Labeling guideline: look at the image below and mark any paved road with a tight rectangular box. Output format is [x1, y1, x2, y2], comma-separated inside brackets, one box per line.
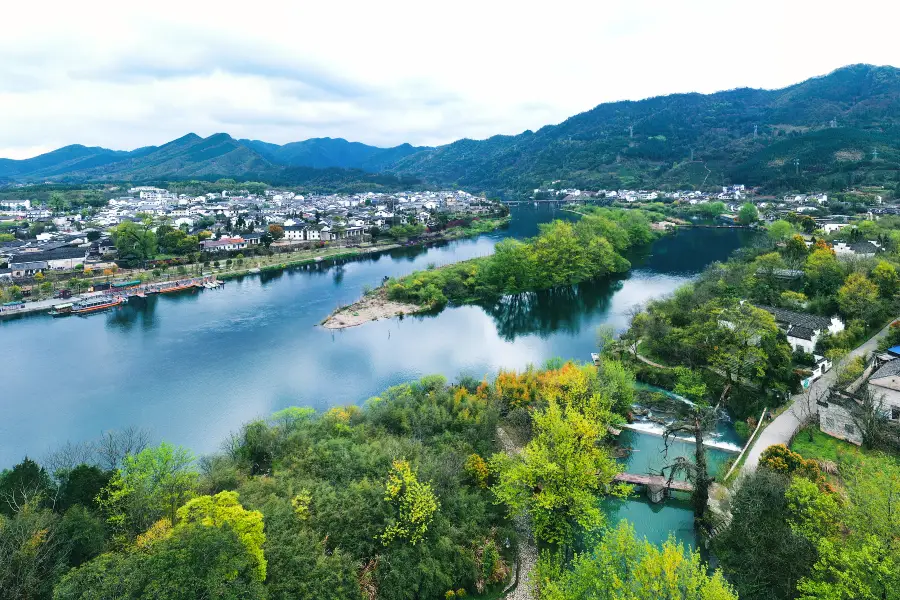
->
[743, 319, 895, 472]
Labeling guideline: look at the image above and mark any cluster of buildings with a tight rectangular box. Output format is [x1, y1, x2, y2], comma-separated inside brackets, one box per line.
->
[0, 187, 500, 280]
[532, 185, 749, 203]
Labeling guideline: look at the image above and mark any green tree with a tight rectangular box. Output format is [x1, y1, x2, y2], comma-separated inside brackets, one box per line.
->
[805, 248, 844, 297]
[837, 272, 879, 321]
[54, 521, 266, 600]
[673, 366, 707, 403]
[870, 260, 899, 298]
[176, 491, 266, 581]
[0, 507, 67, 600]
[380, 459, 439, 546]
[715, 470, 817, 600]
[491, 400, 624, 547]
[768, 219, 794, 242]
[737, 202, 759, 225]
[97, 443, 197, 539]
[539, 521, 736, 600]
[0, 457, 53, 516]
[112, 220, 157, 267]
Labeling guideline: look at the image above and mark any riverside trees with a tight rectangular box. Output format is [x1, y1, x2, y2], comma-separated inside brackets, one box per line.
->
[1, 358, 733, 600]
[385, 209, 654, 309]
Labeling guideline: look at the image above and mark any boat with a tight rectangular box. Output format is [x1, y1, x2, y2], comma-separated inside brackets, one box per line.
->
[72, 296, 124, 315]
[49, 302, 74, 317]
[249, 267, 261, 274]
[158, 281, 196, 294]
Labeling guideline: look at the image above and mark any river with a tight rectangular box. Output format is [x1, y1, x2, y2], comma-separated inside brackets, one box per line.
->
[0, 206, 752, 544]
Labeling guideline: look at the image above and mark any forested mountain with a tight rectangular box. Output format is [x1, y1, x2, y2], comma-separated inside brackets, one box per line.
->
[2, 64, 898, 195]
[239, 137, 424, 171]
[389, 64, 900, 196]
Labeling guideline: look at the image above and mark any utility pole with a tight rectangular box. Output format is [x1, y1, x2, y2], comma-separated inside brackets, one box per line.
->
[753, 124, 758, 138]
[690, 148, 694, 162]
[629, 124, 634, 138]
[830, 117, 837, 128]
[794, 158, 800, 175]
[873, 148, 879, 160]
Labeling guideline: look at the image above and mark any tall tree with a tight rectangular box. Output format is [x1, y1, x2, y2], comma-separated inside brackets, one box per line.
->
[491, 400, 625, 548]
[539, 521, 737, 600]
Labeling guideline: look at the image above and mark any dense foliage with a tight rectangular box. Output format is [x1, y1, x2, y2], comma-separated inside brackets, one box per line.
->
[716, 430, 900, 600]
[627, 215, 900, 418]
[0, 357, 727, 599]
[386, 208, 655, 309]
[537, 521, 736, 600]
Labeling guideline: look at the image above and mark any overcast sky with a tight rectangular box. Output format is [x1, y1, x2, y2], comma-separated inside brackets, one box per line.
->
[2, 0, 897, 159]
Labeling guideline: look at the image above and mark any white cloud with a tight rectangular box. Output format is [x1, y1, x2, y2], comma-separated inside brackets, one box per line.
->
[1, 0, 898, 158]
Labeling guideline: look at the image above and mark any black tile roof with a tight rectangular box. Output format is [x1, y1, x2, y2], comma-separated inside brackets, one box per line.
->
[10, 247, 86, 262]
[870, 359, 900, 380]
[755, 304, 833, 332]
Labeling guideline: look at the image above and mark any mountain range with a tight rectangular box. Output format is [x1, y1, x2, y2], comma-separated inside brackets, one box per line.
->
[2, 64, 899, 196]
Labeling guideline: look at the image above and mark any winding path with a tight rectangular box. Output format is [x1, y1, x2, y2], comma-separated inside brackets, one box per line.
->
[497, 427, 536, 600]
[742, 318, 895, 472]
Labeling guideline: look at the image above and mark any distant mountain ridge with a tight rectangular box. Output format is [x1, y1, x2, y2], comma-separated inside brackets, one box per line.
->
[0, 135, 426, 184]
[2, 64, 899, 195]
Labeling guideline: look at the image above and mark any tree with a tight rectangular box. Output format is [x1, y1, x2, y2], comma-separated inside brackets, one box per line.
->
[491, 400, 625, 547]
[380, 459, 439, 546]
[737, 203, 759, 225]
[783, 234, 809, 269]
[871, 260, 899, 298]
[805, 248, 845, 297]
[268, 224, 285, 240]
[0, 507, 68, 600]
[837, 272, 879, 322]
[539, 521, 737, 600]
[112, 220, 157, 267]
[54, 521, 266, 600]
[56, 465, 112, 513]
[768, 219, 794, 242]
[0, 457, 53, 516]
[176, 491, 266, 581]
[715, 470, 817, 600]
[97, 442, 197, 539]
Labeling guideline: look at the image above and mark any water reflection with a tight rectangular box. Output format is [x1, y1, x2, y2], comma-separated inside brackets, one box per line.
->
[482, 277, 624, 341]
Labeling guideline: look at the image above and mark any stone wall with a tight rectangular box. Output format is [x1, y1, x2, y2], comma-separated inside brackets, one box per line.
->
[818, 398, 863, 445]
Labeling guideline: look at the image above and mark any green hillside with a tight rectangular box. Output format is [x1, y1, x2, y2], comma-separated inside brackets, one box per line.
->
[2, 64, 898, 194]
[390, 64, 900, 196]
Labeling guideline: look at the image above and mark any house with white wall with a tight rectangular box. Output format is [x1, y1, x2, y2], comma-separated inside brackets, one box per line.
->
[756, 305, 845, 353]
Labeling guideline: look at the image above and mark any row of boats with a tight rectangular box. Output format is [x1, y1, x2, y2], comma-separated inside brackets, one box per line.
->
[49, 278, 223, 317]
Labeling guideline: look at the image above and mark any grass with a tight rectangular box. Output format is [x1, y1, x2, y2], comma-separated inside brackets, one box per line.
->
[790, 427, 872, 464]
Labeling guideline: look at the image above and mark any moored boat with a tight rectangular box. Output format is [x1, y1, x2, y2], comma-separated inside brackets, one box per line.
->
[72, 296, 124, 315]
[158, 281, 196, 294]
[49, 302, 74, 317]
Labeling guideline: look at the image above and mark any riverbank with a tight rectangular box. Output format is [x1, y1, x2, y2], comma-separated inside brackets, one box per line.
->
[322, 288, 423, 329]
[0, 216, 511, 318]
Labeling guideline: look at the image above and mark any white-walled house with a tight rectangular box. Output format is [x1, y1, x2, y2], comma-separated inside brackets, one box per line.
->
[867, 360, 900, 422]
[756, 305, 845, 353]
[833, 240, 879, 257]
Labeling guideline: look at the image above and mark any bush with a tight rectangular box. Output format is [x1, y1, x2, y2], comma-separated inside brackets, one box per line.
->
[734, 420, 750, 442]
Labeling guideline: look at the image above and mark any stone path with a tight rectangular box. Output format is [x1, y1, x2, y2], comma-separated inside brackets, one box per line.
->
[742, 318, 896, 472]
[497, 427, 536, 600]
[632, 340, 674, 370]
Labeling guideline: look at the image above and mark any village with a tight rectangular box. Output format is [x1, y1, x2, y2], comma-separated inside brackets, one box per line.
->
[0, 187, 504, 286]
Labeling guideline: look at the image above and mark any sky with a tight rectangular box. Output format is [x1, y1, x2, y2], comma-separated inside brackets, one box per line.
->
[1, 0, 898, 159]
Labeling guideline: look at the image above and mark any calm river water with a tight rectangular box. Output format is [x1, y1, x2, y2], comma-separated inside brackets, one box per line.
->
[1, 206, 751, 543]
